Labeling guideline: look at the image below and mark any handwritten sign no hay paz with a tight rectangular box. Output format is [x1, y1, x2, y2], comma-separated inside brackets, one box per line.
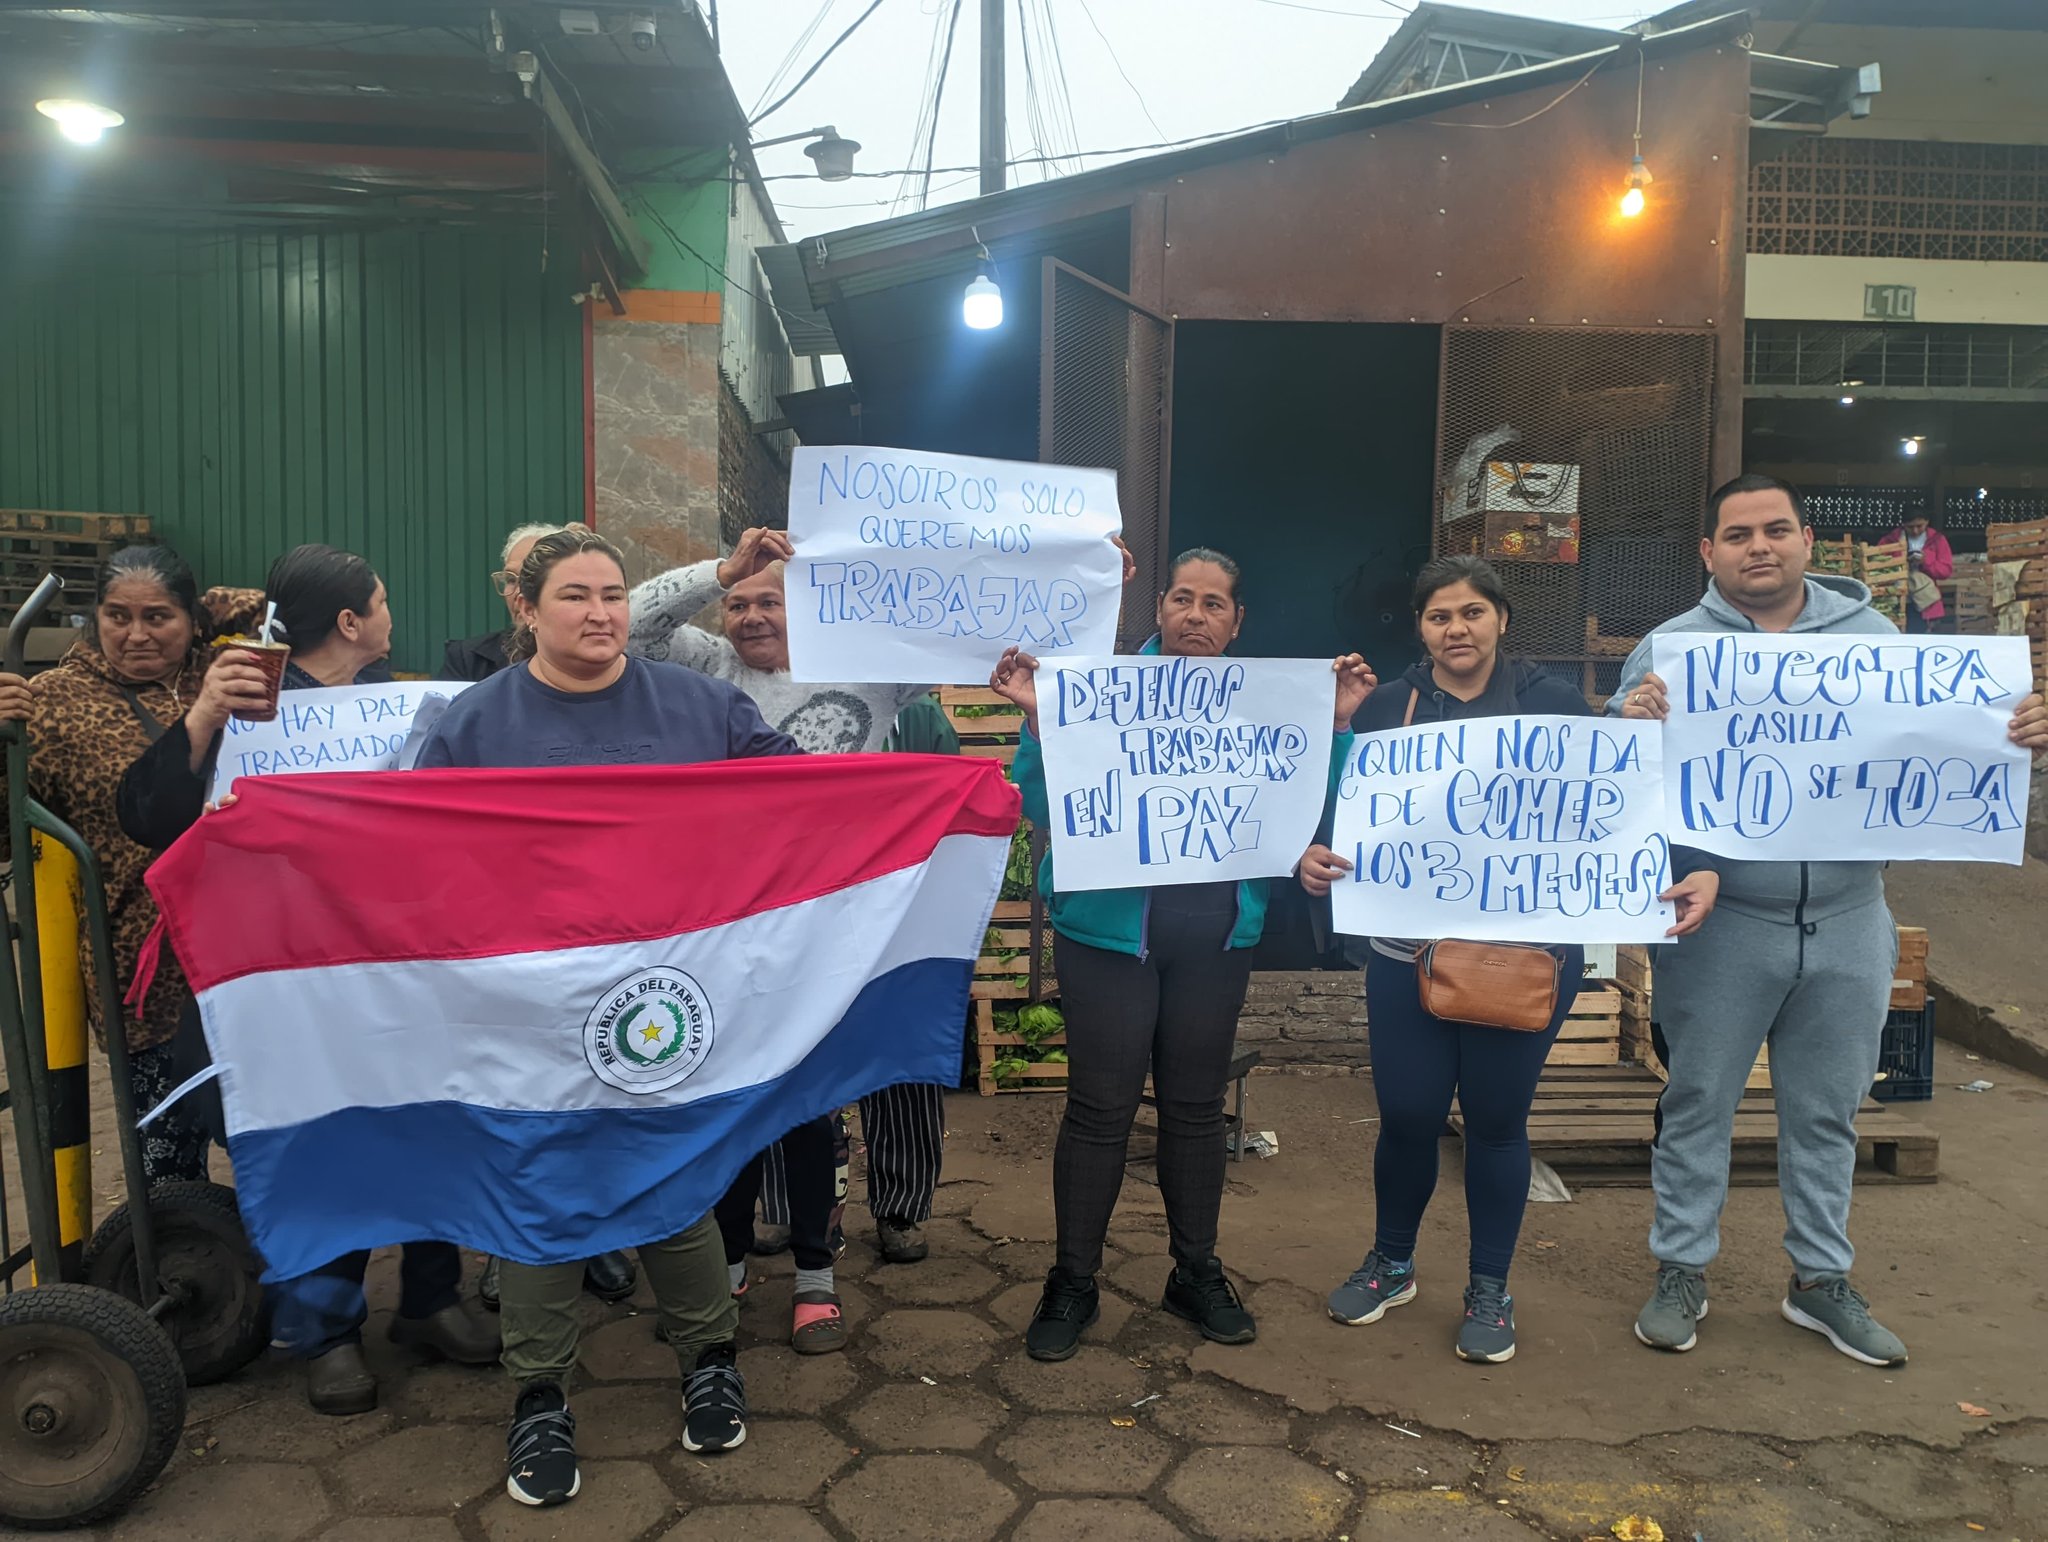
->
[213, 681, 470, 797]
[1328, 714, 1674, 943]
[1035, 655, 1336, 893]
[1649, 632, 2032, 864]
[785, 445, 1124, 684]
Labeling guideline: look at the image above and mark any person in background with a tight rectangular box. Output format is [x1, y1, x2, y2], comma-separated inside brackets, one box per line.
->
[1617, 474, 2047, 1367]
[1881, 512, 1953, 633]
[1296, 556, 1718, 1364]
[0, 546, 260, 1184]
[452, 522, 639, 1314]
[117, 544, 499, 1415]
[990, 548, 1375, 1361]
[416, 527, 800, 1506]
[442, 523, 578, 681]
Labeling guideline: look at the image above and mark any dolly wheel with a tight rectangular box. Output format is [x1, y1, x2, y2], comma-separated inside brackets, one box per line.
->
[0, 1283, 186, 1530]
[84, 1181, 268, 1387]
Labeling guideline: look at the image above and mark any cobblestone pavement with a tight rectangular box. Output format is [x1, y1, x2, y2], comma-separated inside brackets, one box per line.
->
[73, 1056, 2048, 1541]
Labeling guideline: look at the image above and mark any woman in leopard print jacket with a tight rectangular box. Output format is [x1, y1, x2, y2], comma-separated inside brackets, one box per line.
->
[0, 544, 259, 1183]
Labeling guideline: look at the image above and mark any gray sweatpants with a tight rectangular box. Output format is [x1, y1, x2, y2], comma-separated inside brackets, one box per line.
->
[1650, 897, 1896, 1277]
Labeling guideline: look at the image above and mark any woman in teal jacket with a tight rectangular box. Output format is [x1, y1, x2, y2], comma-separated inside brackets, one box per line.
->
[991, 547, 1374, 1360]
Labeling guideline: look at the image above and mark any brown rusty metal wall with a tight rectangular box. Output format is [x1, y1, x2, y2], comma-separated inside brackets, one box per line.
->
[1435, 325, 1716, 702]
[1137, 42, 1749, 487]
[1038, 259, 1173, 648]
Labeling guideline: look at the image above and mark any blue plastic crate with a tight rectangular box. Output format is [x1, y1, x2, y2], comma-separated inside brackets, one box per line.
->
[1872, 997, 1934, 1102]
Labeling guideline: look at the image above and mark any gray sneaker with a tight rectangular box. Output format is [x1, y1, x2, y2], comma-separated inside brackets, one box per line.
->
[1634, 1265, 1709, 1351]
[1455, 1275, 1516, 1363]
[1781, 1274, 1907, 1366]
[1327, 1250, 1417, 1326]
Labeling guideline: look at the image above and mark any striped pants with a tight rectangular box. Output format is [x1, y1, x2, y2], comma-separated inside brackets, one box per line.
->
[761, 1082, 947, 1228]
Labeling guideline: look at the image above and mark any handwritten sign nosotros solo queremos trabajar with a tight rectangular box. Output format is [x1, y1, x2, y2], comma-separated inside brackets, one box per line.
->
[785, 445, 1124, 684]
[212, 681, 470, 798]
[1651, 632, 2032, 864]
[1329, 714, 1675, 944]
[1036, 656, 1336, 894]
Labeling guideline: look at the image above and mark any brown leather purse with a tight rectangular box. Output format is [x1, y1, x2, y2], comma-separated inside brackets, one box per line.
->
[1395, 688, 1562, 1030]
[1415, 939, 1563, 1032]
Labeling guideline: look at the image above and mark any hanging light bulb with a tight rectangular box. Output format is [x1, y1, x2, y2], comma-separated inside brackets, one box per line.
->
[1619, 51, 1650, 218]
[1901, 437, 1921, 457]
[963, 228, 1002, 330]
[1619, 154, 1652, 218]
[36, 98, 124, 145]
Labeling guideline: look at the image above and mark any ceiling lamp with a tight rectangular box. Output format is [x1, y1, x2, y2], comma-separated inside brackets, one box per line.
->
[963, 229, 1002, 331]
[36, 98, 124, 145]
[1619, 51, 1651, 218]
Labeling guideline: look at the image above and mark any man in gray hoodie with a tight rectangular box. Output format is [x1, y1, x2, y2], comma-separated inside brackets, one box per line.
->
[1612, 474, 2046, 1367]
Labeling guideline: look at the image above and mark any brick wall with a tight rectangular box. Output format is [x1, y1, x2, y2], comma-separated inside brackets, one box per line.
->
[1237, 971, 1370, 1071]
[717, 373, 792, 547]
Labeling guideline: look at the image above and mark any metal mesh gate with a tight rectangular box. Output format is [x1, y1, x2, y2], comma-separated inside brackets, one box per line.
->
[1435, 325, 1715, 702]
[1038, 259, 1173, 649]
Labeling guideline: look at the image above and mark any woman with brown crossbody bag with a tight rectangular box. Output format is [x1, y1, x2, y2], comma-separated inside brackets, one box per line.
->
[1297, 556, 1715, 1365]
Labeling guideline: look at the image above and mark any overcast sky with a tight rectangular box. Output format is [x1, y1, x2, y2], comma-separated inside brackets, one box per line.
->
[717, 0, 1659, 243]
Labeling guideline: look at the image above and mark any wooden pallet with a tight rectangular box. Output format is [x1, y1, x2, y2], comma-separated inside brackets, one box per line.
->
[974, 900, 1054, 1000]
[1892, 925, 1928, 1011]
[1457, 1063, 1938, 1186]
[1548, 985, 1621, 1067]
[938, 686, 1027, 767]
[974, 997, 1068, 1095]
[0, 509, 152, 541]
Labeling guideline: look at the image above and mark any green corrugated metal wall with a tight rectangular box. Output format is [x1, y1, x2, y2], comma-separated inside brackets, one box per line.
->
[0, 225, 585, 673]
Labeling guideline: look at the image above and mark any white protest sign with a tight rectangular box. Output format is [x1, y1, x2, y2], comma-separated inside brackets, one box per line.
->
[1036, 655, 1335, 893]
[786, 445, 1124, 684]
[1651, 632, 2032, 864]
[1329, 715, 1674, 943]
[212, 681, 471, 797]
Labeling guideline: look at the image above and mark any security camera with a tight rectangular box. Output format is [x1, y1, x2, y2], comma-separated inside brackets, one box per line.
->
[626, 11, 656, 50]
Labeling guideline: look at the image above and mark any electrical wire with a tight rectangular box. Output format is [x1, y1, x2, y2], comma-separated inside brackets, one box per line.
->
[1252, 0, 1410, 17]
[749, 116, 1300, 182]
[1430, 53, 1605, 128]
[750, 0, 838, 118]
[749, 0, 892, 127]
[1073, 0, 1165, 140]
[1033, 0, 1088, 178]
[915, 0, 968, 211]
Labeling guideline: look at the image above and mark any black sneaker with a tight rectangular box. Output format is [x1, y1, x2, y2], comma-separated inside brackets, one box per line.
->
[1162, 1257, 1257, 1345]
[506, 1381, 578, 1507]
[682, 1341, 748, 1452]
[1025, 1267, 1100, 1362]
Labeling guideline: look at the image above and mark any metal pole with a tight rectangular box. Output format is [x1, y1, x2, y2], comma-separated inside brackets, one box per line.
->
[980, 0, 1005, 196]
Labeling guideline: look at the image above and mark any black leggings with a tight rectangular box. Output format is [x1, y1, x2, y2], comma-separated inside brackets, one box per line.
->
[1052, 885, 1253, 1279]
[1364, 944, 1583, 1280]
[715, 1115, 838, 1272]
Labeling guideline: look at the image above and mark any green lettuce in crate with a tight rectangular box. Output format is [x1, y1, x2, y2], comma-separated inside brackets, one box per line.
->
[1016, 1002, 1065, 1046]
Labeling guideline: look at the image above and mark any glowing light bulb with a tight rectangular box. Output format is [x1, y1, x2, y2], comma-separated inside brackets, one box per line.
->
[1902, 438, 1920, 457]
[1619, 154, 1652, 218]
[963, 271, 1002, 330]
[36, 98, 123, 145]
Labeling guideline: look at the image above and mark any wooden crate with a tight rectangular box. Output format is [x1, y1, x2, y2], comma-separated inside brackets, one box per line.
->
[1858, 540, 1910, 591]
[2018, 560, 2048, 602]
[1891, 924, 1928, 1011]
[938, 686, 1027, 768]
[1547, 984, 1621, 1067]
[1987, 519, 2048, 562]
[974, 997, 1068, 1095]
[974, 900, 1054, 1000]
[1, 509, 155, 611]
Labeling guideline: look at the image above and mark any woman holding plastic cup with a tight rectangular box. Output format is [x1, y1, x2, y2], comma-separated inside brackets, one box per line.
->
[119, 542, 499, 1417]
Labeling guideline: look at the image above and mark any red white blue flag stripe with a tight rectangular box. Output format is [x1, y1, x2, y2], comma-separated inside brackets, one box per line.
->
[144, 755, 1019, 1280]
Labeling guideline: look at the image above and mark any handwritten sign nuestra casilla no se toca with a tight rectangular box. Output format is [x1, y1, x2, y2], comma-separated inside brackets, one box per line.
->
[785, 445, 1124, 684]
[1650, 632, 2032, 864]
[1036, 656, 1336, 893]
[1328, 714, 1675, 943]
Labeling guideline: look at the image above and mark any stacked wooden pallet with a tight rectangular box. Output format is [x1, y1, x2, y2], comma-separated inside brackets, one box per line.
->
[1468, 1064, 1938, 1186]
[1, 509, 153, 663]
[1617, 942, 1771, 1090]
[1988, 523, 2048, 686]
[1549, 984, 1623, 1067]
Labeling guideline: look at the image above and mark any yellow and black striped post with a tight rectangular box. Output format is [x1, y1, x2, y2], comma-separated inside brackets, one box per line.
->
[32, 832, 91, 1278]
